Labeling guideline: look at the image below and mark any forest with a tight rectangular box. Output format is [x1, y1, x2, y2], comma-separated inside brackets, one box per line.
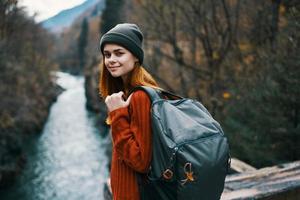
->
[0, 0, 62, 188]
[0, 0, 299, 190]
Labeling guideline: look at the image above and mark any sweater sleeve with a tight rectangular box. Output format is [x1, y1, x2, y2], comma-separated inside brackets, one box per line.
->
[109, 90, 152, 173]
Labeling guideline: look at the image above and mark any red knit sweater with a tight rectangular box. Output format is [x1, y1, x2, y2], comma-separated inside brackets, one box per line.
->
[109, 90, 152, 200]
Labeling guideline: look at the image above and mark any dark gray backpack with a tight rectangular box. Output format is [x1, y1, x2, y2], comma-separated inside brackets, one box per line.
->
[133, 86, 230, 200]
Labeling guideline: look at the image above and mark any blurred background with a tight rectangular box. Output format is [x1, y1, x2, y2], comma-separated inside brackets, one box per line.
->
[0, 0, 299, 199]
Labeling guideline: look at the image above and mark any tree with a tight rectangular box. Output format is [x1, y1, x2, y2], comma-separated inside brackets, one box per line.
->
[224, 3, 300, 167]
[100, 0, 125, 35]
[129, 0, 240, 116]
[0, 0, 58, 188]
[78, 18, 89, 71]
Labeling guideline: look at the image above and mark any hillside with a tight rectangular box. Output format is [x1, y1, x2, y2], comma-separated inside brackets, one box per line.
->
[41, 0, 103, 33]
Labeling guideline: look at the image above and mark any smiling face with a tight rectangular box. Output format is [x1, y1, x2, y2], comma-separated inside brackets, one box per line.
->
[103, 44, 138, 81]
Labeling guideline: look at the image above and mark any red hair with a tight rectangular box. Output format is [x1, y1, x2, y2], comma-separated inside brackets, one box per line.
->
[99, 60, 159, 99]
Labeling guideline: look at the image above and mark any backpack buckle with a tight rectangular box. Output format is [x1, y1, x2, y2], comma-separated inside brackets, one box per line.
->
[162, 169, 173, 180]
[181, 162, 195, 185]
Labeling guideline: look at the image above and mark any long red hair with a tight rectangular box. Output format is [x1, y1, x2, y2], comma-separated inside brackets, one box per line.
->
[99, 60, 159, 99]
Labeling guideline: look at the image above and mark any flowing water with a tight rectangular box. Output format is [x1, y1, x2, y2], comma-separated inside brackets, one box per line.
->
[1, 72, 109, 200]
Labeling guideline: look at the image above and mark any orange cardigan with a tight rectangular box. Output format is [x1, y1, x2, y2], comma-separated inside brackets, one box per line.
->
[109, 90, 152, 200]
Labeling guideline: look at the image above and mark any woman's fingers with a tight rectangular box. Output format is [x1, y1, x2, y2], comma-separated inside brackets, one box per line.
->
[117, 91, 124, 97]
[104, 95, 111, 104]
[105, 91, 132, 112]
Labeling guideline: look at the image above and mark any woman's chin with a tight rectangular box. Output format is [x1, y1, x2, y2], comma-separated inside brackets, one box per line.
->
[110, 72, 121, 78]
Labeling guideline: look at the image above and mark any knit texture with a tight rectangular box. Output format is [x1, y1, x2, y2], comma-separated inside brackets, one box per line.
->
[100, 23, 144, 64]
[109, 90, 152, 200]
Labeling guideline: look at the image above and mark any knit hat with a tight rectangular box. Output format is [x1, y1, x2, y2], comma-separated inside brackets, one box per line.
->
[100, 23, 144, 64]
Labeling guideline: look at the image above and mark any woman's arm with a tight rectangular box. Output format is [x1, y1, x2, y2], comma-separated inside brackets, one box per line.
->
[109, 90, 152, 173]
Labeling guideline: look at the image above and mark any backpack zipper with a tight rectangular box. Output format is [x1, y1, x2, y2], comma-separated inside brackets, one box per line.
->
[165, 133, 221, 176]
[176, 133, 220, 148]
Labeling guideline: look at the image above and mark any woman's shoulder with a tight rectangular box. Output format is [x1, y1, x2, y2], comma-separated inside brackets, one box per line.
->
[131, 90, 150, 103]
[129, 90, 151, 114]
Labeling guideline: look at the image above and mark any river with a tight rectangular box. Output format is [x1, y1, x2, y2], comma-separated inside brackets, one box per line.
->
[0, 72, 109, 200]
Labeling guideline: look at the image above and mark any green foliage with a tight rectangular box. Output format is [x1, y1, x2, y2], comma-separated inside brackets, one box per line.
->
[78, 18, 89, 70]
[224, 5, 300, 167]
[0, 0, 58, 179]
[100, 0, 125, 35]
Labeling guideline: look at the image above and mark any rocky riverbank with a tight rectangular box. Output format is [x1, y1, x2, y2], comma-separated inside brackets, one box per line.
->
[0, 82, 64, 189]
[84, 57, 113, 200]
[84, 57, 108, 133]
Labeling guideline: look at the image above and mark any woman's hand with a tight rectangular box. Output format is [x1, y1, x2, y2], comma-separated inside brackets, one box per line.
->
[105, 91, 132, 112]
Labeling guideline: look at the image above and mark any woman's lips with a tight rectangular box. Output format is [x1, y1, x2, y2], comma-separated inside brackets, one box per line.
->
[108, 66, 120, 71]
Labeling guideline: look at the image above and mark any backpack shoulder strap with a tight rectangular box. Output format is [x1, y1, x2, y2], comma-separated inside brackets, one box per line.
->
[130, 86, 162, 103]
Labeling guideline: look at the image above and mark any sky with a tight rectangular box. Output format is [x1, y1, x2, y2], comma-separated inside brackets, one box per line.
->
[19, 0, 86, 22]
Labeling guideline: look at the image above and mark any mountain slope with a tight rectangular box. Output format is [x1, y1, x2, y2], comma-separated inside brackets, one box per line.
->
[41, 0, 102, 33]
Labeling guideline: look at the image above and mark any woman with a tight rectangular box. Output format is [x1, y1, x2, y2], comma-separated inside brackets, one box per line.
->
[99, 23, 159, 200]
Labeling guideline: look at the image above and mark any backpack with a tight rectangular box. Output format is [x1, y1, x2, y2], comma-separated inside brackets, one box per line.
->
[132, 86, 231, 200]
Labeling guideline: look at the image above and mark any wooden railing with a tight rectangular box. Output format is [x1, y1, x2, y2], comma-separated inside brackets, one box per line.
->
[104, 159, 300, 200]
[222, 160, 300, 200]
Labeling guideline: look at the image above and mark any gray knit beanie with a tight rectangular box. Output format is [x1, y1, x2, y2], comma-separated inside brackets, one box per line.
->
[100, 23, 144, 64]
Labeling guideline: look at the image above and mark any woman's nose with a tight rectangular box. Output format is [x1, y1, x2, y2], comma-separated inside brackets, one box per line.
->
[108, 54, 117, 63]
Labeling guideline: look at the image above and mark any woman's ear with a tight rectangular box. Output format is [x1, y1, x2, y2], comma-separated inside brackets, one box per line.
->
[134, 62, 140, 67]
[134, 56, 139, 63]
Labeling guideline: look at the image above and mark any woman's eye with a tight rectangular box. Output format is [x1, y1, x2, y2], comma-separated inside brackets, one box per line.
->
[104, 53, 110, 58]
[115, 52, 124, 56]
